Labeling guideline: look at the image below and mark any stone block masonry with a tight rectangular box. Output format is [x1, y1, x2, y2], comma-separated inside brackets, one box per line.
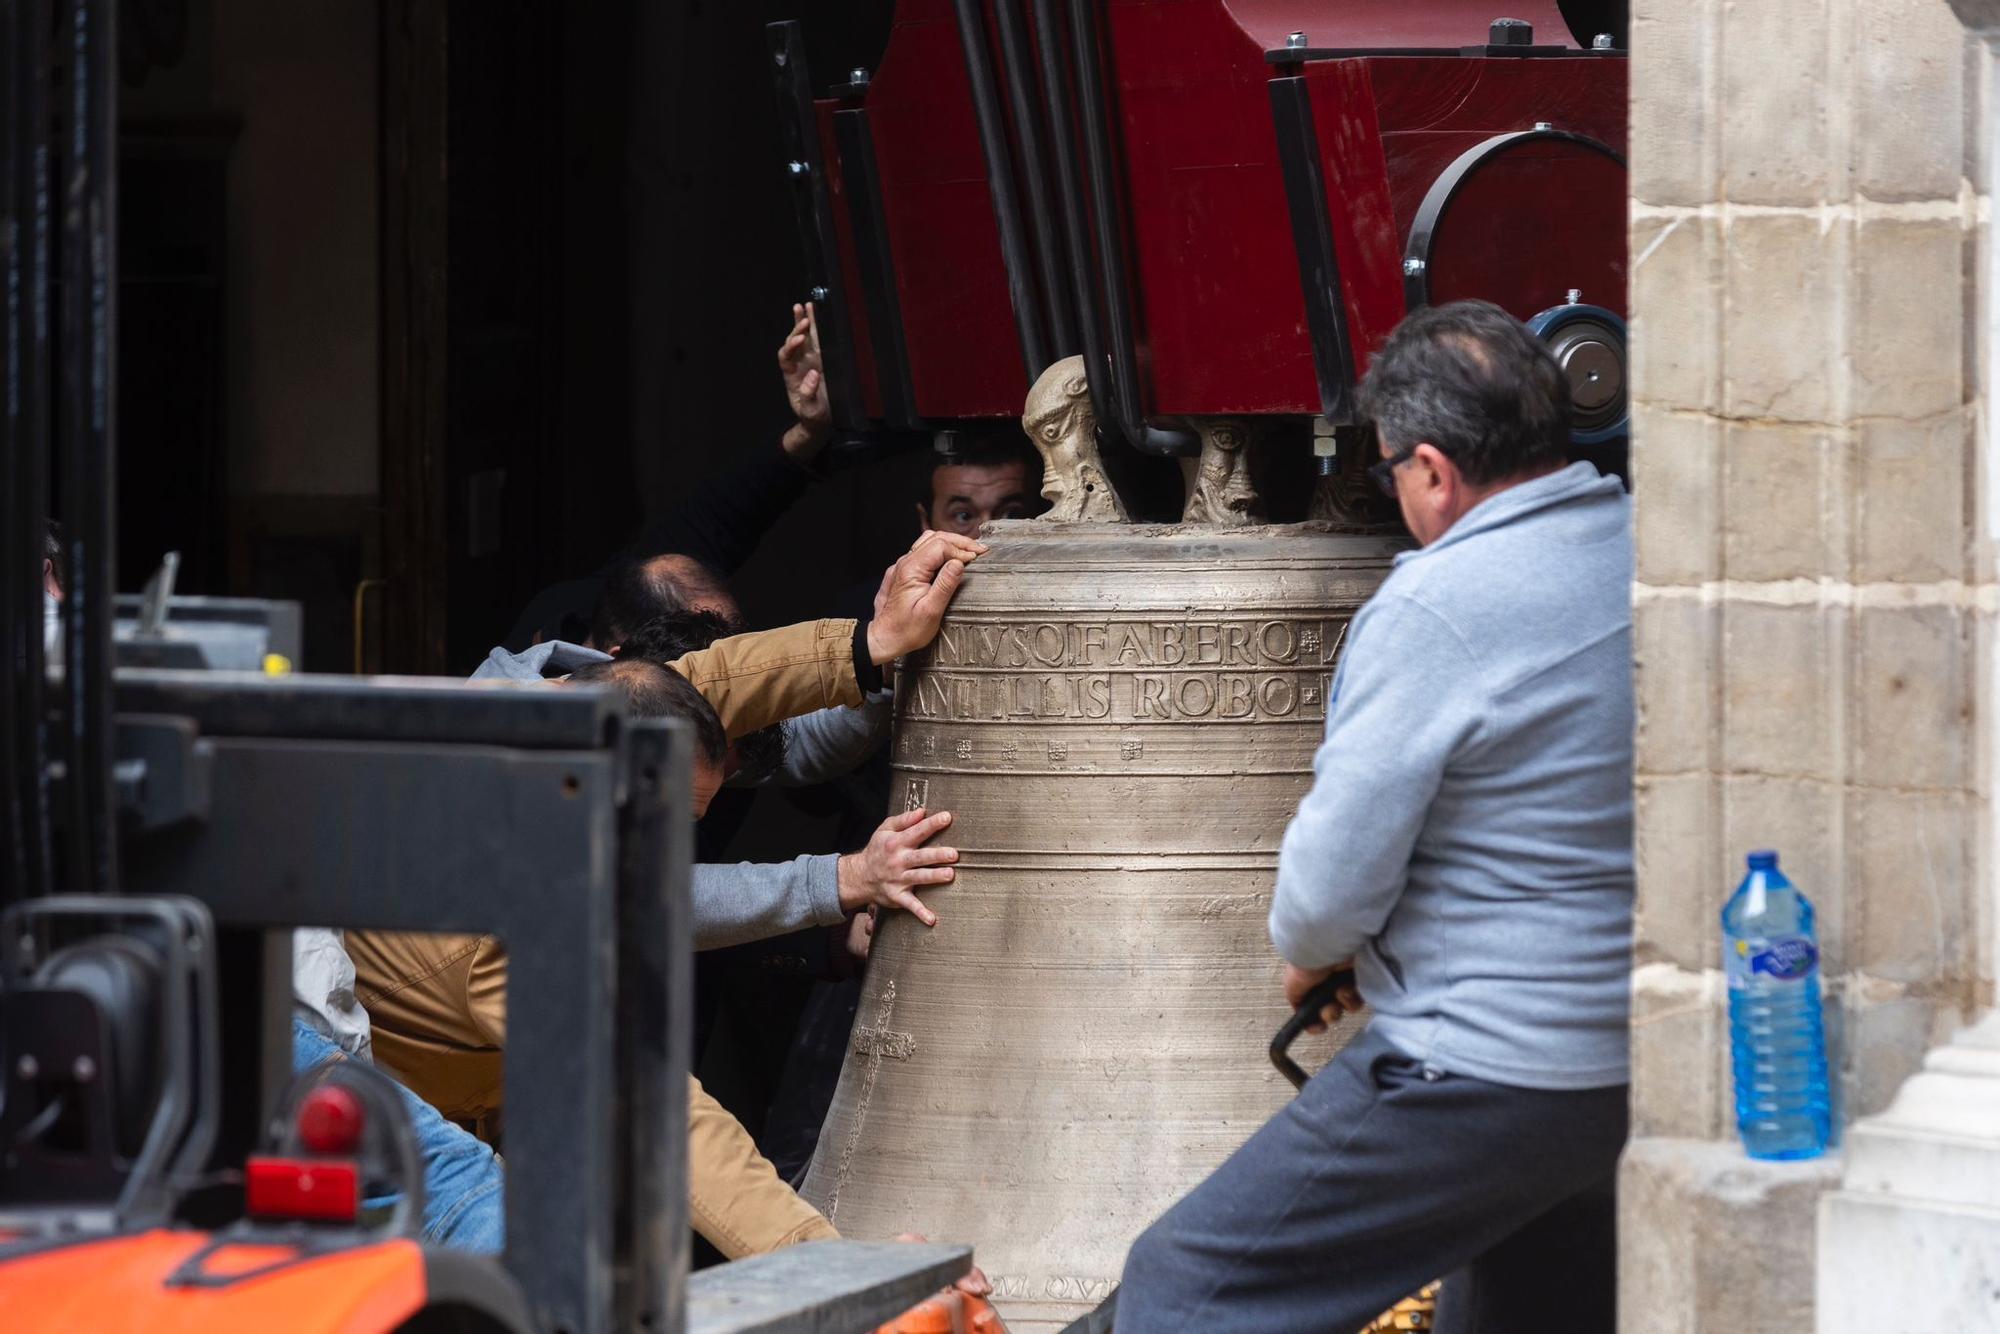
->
[1625, 0, 1995, 1328]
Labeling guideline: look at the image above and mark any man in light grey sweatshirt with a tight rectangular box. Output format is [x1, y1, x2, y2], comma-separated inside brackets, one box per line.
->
[466, 631, 910, 948]
[1121, 301, 1634, 1333]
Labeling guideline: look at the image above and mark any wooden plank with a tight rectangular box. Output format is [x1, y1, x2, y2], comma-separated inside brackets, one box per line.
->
[687, 1241, 971, 1334]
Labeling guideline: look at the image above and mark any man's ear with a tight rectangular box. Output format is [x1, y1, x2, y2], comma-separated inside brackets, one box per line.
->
[1411, 443, 1451, 492]
[914, 501, 931, 533]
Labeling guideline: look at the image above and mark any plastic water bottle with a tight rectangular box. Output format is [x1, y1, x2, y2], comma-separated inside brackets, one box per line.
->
[1722, 850, 1831, 1160]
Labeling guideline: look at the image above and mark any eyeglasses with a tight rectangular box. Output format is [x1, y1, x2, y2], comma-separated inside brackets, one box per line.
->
[1366, 446, 1416, 498]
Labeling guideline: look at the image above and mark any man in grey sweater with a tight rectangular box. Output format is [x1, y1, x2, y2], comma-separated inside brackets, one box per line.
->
[467, 631, 922, 947]
[1119, 301, 1634, 1333]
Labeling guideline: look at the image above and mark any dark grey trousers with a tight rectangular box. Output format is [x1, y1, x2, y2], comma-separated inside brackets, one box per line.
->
[1116, 1026, 1628, 1334]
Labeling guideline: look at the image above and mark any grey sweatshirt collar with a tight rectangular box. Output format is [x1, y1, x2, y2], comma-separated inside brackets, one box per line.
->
[1394, 461, 1624, 568]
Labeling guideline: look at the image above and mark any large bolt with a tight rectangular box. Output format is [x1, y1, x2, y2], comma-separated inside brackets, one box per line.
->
[1592, 32, 1616, 50]
[1534, 121, 1553, 131]
[1285, 31, 1308, 50]
[1567, 288, 1582, 305]
[850, 66, 871, 87]
[787, 160, 808, 177]
[1489, 18, 1533, 46]
[810, 286, 831, 304]
[1402, 257, 1426, 277]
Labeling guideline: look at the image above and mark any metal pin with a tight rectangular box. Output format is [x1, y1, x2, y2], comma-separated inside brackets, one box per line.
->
[1534, 121, 1553, 131]
[787, 160, 808, 177]
[1592, 32, 1615, 50]
[810, 286, 831, 304]
[850, 66, 870, 86]
[1567, 288, 1582, 305]
[1402, 257, 1426, 276]
[1285, 31, 1307, 50]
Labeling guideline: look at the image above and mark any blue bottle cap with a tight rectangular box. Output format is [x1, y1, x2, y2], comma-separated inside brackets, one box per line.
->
[1747, 849, 1778, 871]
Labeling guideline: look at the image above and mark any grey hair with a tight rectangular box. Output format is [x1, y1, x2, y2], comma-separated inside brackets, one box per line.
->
[1357, 300, 1571, 486]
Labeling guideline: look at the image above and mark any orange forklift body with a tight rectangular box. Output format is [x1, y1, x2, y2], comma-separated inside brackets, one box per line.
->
[0, 1230, 427, 1333]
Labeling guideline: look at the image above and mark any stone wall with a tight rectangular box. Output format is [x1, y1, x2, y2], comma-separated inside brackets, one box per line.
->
[1622, 1, 1994, 1328]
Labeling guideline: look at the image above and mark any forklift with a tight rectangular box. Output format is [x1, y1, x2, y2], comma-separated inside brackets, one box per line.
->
[0, 0, 971, 1328]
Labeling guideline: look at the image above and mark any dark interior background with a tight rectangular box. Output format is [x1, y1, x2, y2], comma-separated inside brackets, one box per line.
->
[110, 0, 926, 890]
[116, 0, 918, 682]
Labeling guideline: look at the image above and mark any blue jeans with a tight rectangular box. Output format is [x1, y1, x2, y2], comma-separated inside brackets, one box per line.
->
[291, 1018, 506, 1254]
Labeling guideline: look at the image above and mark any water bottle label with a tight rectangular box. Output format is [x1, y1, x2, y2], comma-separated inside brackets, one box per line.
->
[1727, 934, 1818, 987]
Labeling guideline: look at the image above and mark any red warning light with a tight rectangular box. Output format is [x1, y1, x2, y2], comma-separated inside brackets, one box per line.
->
[297, 1084, 365, 1156]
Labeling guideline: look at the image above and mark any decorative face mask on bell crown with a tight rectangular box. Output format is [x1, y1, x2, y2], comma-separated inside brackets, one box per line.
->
[1182, 419, 1264, 526]
[1020, 355, 1130, 525]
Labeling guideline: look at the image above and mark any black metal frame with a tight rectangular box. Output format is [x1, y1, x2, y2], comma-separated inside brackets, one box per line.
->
[57, 0, 121, 896]
[833, 107, 923, 432]
[614, 717, 691, 1333]
[767, 21, 868, 431]
[950, 0, 1050, 377]
[993, 0, 1077, 360]
[1032, 0, 1119, 436]
[118, 674, 657, 1332]
[1264, 43, 1621, 62]
[2, 0, 56, 906]
[1401, 127, 1626, 312]
[1266, 75, 1357, 425]
[1063, 0, 1194, 457]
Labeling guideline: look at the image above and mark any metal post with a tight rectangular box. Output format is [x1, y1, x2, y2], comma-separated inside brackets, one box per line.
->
[1066, 0, 1194, 456]
[995, 0, 1077, 359]
[1031, 0, 1119, 434]
[767, 21, 870, 431]
[614, 720, 691, 1332]
[949, 0, 1050, 378]
[1267, 76, 1358, 425]
[833, 107, 924, 431]
[4, 0, 54, 905]
[2, 0, 25, 900]
[56, 0, 117, 892]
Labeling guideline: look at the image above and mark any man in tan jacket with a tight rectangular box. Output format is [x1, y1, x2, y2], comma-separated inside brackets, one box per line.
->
[348, 530, 986, 1259]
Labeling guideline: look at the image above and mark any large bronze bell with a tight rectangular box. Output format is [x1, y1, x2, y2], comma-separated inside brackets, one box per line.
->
[804, 361, 1400, 1329]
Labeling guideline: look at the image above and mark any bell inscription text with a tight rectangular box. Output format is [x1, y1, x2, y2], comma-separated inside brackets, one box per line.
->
[908, 615, 1347, 725]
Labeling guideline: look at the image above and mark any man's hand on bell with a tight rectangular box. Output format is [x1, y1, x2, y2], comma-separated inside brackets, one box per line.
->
[864, 530, 986, 665]
[837, 808, 957, 925]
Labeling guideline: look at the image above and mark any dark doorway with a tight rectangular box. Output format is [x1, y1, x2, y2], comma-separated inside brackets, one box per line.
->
[380, 1, 912, 676]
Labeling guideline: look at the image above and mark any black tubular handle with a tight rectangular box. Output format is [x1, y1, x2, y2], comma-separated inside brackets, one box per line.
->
[1269, 967, 1358, 1091]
